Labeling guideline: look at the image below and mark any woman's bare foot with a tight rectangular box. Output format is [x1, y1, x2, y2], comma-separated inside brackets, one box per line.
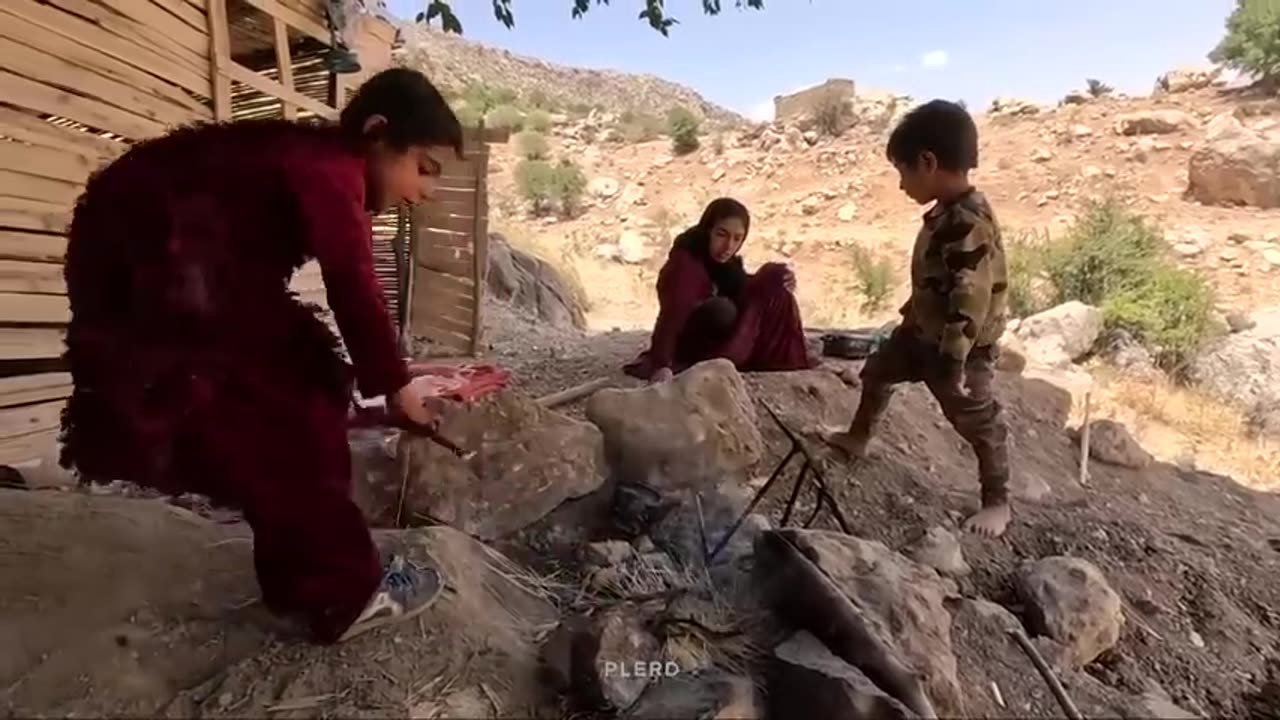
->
[824, 429, 869, 460]
[962, 503, 1011, 538]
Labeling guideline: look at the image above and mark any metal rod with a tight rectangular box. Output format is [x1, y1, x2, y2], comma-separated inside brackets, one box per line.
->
[763, 402, 853, 533]
[705, 446, 798, 565]
[803, 483, 826, 528]
[780, 461, 808, 527]
[1007, 629, 1084, 720]
[535, 377, 614, 409]
[1078, 391, 1092, 487]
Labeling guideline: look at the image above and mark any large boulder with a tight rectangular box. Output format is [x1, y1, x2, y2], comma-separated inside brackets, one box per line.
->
[1075, 419, 1153, 469]
[586, 359, 764, 490]
[487, 232, 587, 328]
[626, 672, 761, 719]
[1186, 114, 1280, 209]
[768, 631, 915, 720]
[754, 529, 962, 716]
[383, 389, 607, 540]
[1154, 66, 1222, 94]
[1114, 110, 1197, 136]
[541, 605, 663, 713]
[1015, 301, 1104, 367]
[1017, 556, 1125, 668]
[1190, 305, 1280, 436]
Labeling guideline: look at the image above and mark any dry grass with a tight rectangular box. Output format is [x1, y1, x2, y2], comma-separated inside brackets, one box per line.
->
[1091, 369, 1280, 492]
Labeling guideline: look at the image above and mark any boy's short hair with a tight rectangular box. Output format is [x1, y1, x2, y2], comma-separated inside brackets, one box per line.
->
[340, 68, 464, 158]
[885, 99, 978, 172]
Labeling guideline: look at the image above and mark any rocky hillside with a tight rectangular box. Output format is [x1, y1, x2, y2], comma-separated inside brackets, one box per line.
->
[396, 25, 744, 125]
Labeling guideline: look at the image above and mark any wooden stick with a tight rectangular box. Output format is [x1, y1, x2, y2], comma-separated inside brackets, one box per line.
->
[535, 377, 613, 408]
[1007, 629, 1083, 720]
[1078, 391, 1092, 486]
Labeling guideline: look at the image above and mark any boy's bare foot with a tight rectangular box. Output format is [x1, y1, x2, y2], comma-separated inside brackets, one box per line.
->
[962, 503, 1011, 538]
[824, 429, 869, 460]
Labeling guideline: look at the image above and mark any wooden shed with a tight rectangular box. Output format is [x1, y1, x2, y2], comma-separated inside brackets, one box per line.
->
[0, 0, 501, 468]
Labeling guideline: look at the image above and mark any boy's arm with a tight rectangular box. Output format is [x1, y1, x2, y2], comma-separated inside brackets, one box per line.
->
[649, 252, 708, 371]
[289, 158, 410, 399]
[934, 215, 996, 365]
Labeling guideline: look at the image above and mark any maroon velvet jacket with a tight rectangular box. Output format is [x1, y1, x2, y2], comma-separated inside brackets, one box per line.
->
[60, 120, 408, 486]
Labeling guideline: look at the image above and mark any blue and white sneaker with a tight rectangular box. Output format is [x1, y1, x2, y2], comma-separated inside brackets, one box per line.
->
[339, 554, 442, 642]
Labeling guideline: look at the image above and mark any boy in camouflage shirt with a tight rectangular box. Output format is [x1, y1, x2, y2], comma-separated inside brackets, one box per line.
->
[827, 100, 1012, 537]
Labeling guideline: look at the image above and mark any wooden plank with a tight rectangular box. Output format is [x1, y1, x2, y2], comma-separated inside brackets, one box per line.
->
[470, 152, 487, 354]
[0, 372, 72, 407]
[153, 0, 208, 33]
[241, 0, 329, 44]
[419, 213, 476, 236]
[0, 36, 203, 129]
[0, 170, 84, 208]
[424, 309, 476, 337]
[0, 9, 208, 118]
[415, 252, 470, 279]
[42, 0, 209, 84]
[0, 292, 71, 323]
[0, 328, 65, 360]
[0, 230, 67, 263]
[0, 139, 102, 185]
[0, 70, 168, 140]
[0, 196, 71, 234]
[0, 260, 66, 294]
[416, 268, 474, 296]
[94, 0, 210, 61]
[0, 1, 210, 101]
[416, 199, 474, 217]
[0, 400, 64, 440]
[433, 188, 475, 205]
[413, 282, 476, 316]
[0, 427, 59, 465]
[417, 324, 471, 352]
[272, 17, 297, 120]
[225, 62, 337, 120]
[420, 245, 472, 269]
[207, 0, 232, 121]
[0, 106, 126, 161]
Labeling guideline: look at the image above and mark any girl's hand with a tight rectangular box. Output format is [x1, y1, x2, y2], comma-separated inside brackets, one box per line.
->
[390, 381, 438, 429]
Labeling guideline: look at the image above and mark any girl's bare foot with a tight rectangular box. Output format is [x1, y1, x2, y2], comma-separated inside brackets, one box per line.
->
[962, 503, 1011, 538]
[824, 429, 869, 460]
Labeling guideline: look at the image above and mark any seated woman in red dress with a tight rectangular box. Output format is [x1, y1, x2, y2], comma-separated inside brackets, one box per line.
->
[624, 197, 815, 382]
[60, 68, 456, 644]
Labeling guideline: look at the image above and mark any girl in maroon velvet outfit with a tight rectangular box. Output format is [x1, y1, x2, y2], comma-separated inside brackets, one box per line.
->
[60, 68, 458, 644]
[625, 198, 815, 382]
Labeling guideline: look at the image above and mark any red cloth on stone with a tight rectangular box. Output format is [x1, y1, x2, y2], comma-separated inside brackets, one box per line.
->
[404, 362, 510, 402]
[60, 120, 402, 642]
[625, 248, 814, 379]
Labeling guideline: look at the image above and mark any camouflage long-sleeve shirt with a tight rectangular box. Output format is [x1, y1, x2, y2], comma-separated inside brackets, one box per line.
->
[903, 189, 1008, 362]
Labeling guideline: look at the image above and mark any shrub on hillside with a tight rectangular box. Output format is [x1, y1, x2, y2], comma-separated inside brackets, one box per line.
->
[1004, 228, 1055, 317]
[1085, 78, 1115, 97]
[1210, 0, 1280, 83]
[526, 109, 553, 133]
[515, 131, 549, 160]
[551, 159, 587, 217]
[462, 83, 517, 113]
[526, 88, 552, 110]
[1041, 200, 1216, 371]
[452, 103, 483, 128]
[485, 104, 525, 131]
[619, 110, 663, 143]
[711, 133, 726, 155]
[514, 158, 586, 218]
[812, 89, 847, 137]
[667, 106, 700, 155]
[849, 246, 895, 313]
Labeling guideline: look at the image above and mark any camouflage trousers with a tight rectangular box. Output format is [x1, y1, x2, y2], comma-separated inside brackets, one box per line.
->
[849, 325, 1010, 507]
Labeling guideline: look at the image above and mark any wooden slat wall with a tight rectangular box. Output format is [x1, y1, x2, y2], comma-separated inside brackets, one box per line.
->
[0, 0, 217, 465]
[407, 128, 506, 357]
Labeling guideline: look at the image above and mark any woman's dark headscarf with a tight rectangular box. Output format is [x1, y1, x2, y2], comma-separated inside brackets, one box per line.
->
[671, 197, 751, 300]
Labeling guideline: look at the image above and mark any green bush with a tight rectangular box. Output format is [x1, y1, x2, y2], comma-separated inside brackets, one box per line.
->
[526, 88, 552, 110]
[667, 106, 700, 155]
[514, 130, 550, 160]
[550, 159, 587, 217]
[485, 104, 525, 132]
[1085, 78, 1114, 97]
[619, 110, 663, 143]
[452, 103, 483, 128]
[812, 90, 847, 137]
[526, 109, 553, 133]
[514, 158, 586, 218]
[849, 246, 895, 313]
[1004, 228, 1055, 317]
[514, 160, 556, 215]
[1040, 200, 1217, 371]
[462, 83, 518, 113]
[1210, 0, 1280, 83]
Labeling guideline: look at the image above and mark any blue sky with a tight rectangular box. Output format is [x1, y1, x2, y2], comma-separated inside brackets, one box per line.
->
[384, 1, 1237, 120]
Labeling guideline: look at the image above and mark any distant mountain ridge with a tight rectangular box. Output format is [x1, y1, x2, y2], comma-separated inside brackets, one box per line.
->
[396, 25, 746, 125]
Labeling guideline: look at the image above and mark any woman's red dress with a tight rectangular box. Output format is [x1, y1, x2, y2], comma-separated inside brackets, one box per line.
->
[60, 120, 406, 642]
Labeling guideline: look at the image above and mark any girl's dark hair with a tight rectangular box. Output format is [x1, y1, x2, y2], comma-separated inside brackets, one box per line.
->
[885, 99, 978, 172]
[672, 197, 751, 300]
[340, 68, 464, 157]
